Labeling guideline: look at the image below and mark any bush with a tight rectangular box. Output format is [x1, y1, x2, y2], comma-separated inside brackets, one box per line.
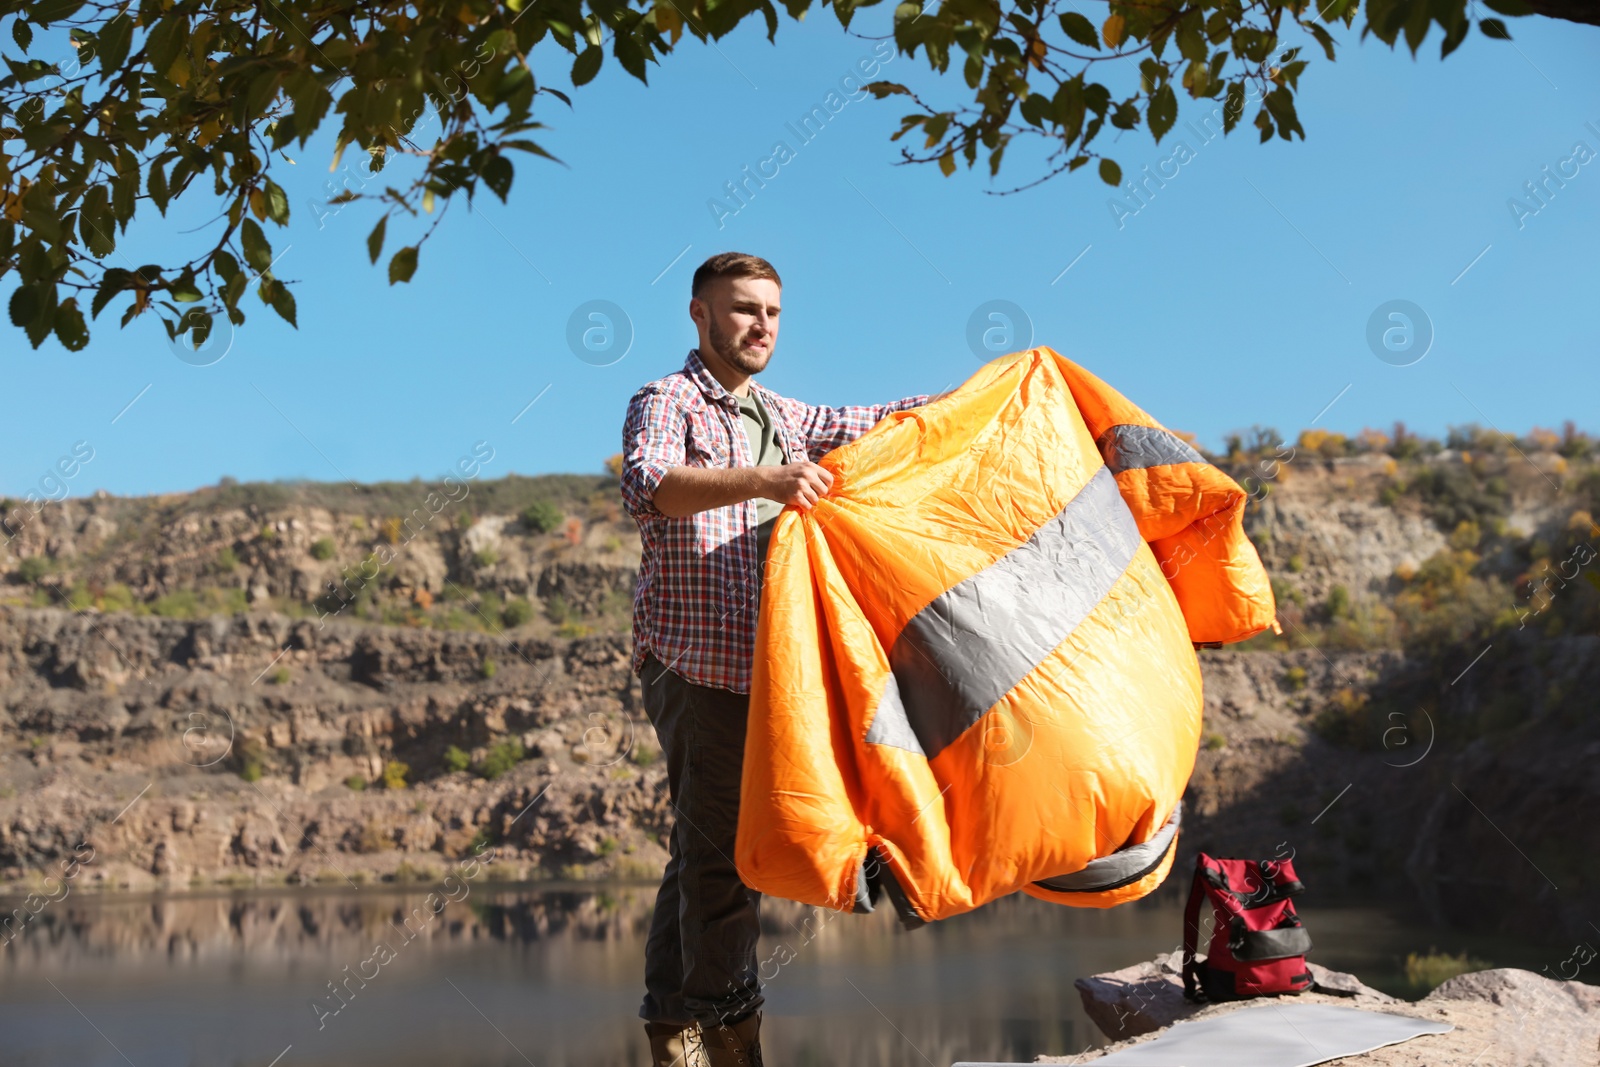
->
[1312, 687, 1373, 747]
[443, 745, 472, 773]
[1325, 584, 1351, 620]
[216, 547, 238, 572]
[382, 760, 409, 790]
[310, 537, 337, 560]
[479, 657, 497, 680]
[629, 744, 660, 767]
[1403, 949, 1492, 992]
[1203, 732, 1227, 750]
[501, 598, 534, 628]
[479, 739, 525, 780]
[521, 499, 563, 533]
[346, 775, 367, 791]
[17, 556, 51, 584]
[1283, 666, 1308, 692]
[473, 548, 498, 568]
[267, 666, 290, 685]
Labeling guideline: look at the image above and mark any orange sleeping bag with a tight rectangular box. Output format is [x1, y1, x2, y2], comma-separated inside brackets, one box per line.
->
[735, 347, 1275, 925]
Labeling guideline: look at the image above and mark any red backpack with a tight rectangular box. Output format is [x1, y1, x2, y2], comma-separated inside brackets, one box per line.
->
[1182, 851, 1314, 1002]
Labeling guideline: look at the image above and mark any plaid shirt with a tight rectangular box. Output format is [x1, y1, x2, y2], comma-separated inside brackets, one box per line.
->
[621, 348, 931, 694]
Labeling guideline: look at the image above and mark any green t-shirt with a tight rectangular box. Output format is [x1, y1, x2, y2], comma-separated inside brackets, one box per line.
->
[737, 390, 788, 562]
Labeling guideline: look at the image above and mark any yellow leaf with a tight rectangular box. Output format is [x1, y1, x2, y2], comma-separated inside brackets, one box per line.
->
[1027, 37, 1046, 71]
[249, 188, 266, 220]
[1102, 13, 1126, 48]
[657, 2, 683, 45]
[167, 54, 191, 88]
[423, 188, 435, 214]
[938, 150, 955, 177]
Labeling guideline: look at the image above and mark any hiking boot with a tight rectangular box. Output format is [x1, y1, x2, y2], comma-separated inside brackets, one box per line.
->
[698, 1009, 764, 1067]
[644, 1021, 710, 1067]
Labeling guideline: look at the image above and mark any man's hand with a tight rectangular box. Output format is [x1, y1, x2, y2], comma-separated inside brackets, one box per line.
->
[761, 462, 834, 510]
[651, 462, 835, 518]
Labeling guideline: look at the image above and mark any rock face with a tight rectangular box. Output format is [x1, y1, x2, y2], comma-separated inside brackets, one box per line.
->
[2, 461, 1599, 949]
[0, 607, 672, 892]
[1061, 958, 1600, 1065]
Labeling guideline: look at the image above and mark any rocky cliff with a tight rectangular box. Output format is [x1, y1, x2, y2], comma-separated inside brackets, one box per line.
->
[2, 444, 1597, 947]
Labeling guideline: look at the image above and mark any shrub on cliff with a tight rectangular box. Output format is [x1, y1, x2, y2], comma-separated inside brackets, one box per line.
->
[479, 739, 525, 780]
[521, 500, 563, 534]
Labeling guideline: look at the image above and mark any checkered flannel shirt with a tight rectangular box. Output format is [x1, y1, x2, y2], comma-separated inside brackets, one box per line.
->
[621, 347, 931, 695]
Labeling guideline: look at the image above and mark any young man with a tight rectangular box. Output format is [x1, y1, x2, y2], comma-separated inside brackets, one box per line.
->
[619, 252, 931, 1066]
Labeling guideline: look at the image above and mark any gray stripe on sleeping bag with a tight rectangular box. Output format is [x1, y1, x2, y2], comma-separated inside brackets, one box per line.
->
[867, 464, 1141, 761]
[1033, 801, 1183, 893]
[1096, 423, 1205, 474]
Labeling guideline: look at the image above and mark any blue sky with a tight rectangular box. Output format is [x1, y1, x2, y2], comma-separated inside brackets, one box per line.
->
[3, 10, 1597, 498]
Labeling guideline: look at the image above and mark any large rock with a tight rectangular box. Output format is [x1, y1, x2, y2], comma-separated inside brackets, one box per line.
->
[1074, 951, 1396, 1040]
[1056, 960, 1599, 1065]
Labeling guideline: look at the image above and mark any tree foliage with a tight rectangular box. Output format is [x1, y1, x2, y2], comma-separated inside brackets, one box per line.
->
[0, 0, 1546, 349]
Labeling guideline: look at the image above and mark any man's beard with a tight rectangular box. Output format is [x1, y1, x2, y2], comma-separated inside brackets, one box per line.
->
[707, 317, 772, 375]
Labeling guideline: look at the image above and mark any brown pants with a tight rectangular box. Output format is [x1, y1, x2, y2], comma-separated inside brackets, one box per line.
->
[637, 652, 764, 1029]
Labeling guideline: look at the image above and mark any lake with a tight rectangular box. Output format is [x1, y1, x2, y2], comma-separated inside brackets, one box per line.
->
[0, 881, 1553, 1066]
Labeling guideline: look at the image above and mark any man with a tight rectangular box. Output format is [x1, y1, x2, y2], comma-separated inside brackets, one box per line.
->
[619, 252, 931, 1066]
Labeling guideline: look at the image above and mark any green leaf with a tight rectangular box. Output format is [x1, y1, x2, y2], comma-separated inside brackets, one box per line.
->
[171, 270, 202, 302]
[501, 138, 559, 162]
[12, 18, 32, 51]
[262, 178, 290, 225]
[1307, 23, 1337, 61]
[262, 279, 297, 327]
[482, 155, 514, 202]
[1058, 11, 1100, 50]
[1098, 158, 1121, 186]
[388, 246, 419, 285]
[367, 216, 387, 265]
[53, 298, 88, 351]
[177, 307, 213, 349]
[1264, 87, 1304, 140]
[240, 218, 272, 273]
[613, 31, 648, 83]
[147, 160, 171, 215]
[1223, 81, 1246, 134]
[571, 46, 603, 87]
[1147, 83, 1177, 142]
[96, 14, 134, 79]
[145, 15, 187, 76]
[90, 268, 129, 319]
[1481, 0, 1532, 12]
[1019, 91, 1053, 129]
[9, 285, 39, 328]
[865, 81, 912, 99]
[1479, 17, 1511, 38]
[1053, 78, 1086, 144]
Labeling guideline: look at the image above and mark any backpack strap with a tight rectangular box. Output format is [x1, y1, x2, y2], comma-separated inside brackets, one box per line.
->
[1182, 855, 1209, 1002]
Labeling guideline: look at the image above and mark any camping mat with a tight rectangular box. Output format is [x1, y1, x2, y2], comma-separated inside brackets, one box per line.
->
[953, 1003, 1454, 1067]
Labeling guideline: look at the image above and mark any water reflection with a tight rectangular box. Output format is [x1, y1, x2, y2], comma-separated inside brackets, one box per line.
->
[0, 883, 1542, 1067]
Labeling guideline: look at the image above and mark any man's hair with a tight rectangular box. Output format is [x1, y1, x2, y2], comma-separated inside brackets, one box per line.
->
[691, 252, 781, 301]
